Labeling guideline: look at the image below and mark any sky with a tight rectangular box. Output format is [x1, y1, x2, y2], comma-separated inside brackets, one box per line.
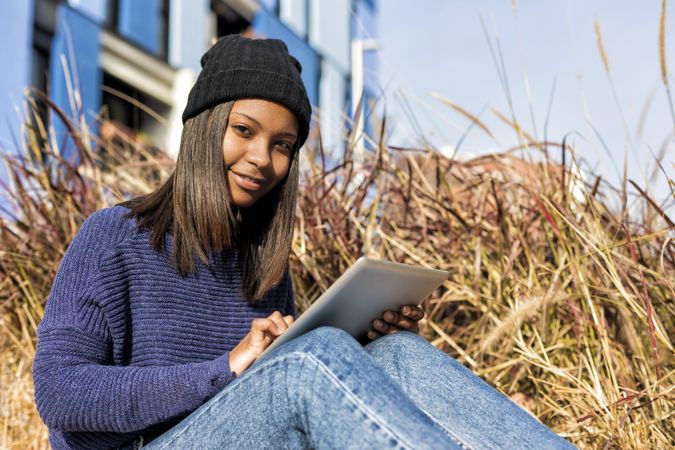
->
[376, 0, 674, 209]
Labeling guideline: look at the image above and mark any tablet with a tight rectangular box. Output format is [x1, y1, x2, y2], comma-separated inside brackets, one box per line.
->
[255, 257, 449, 362]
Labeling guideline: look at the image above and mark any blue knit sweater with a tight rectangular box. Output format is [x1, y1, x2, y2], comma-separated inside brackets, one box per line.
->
[32, 205, 296, 449]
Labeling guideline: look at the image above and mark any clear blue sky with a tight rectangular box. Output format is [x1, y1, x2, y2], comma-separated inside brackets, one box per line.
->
[377, 0, 674, 208]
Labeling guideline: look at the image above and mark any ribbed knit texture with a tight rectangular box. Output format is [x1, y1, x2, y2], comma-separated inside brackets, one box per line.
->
[181, 34, 312, 147]
[32, 205, 296, 450]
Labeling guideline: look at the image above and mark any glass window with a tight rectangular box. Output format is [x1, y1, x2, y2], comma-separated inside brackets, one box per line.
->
[110, 0, 170, 59]
[259, 0, 280, 14]
[308, 0, 350, 72]
[279, 0, 306, 38]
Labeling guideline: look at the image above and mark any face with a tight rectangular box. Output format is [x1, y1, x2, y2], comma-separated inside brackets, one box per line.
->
[223, 99, 299, 208]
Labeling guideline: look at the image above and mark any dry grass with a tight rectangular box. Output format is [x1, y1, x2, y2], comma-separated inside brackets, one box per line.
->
[290, 136, 674, 449]
[1, 87, 674, 450]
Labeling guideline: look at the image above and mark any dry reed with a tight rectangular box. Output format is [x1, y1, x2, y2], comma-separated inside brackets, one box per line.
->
[1, 84, 673, 450]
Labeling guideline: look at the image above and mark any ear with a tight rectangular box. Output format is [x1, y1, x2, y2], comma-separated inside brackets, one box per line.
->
[290, 56, 302, 74]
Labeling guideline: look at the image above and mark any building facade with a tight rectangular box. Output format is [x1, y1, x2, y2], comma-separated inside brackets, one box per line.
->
[0, 0, 379, 160]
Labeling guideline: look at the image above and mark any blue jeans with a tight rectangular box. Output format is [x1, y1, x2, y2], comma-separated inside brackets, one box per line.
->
[140, 327, 575, 449]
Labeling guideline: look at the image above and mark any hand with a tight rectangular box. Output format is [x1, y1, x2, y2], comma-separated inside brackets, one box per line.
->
[229, 311, 294, 375]
[366, 304, 425, 341]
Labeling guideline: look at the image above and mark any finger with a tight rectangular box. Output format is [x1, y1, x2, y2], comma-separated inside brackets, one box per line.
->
[252, 318, 280, 337]
[407, 321, 420, 333]
[367, 329, 382, 340]
[372, 318, 403, 334]
[401, 305, 425, 321]
[283, 315, 295, 326]
[267, 311, 289, 333]
[382, 310, 417, 331]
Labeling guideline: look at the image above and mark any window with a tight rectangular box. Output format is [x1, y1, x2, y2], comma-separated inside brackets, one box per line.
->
[212, 0, 252, 37]
[101, 72, 170, 149]
[105, 0, 170, 60]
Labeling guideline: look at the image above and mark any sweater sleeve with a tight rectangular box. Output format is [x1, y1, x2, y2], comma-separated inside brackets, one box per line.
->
[32, 210, 236, 433]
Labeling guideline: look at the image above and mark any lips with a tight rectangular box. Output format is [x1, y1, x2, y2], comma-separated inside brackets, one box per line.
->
[230, 169, 266, 190]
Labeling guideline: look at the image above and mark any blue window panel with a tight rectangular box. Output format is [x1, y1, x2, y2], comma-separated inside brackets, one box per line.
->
[362, 0, 377, 13]
[252, 9, 319, 108]
[344, 88, 376, 152]
[362, 90, 377, 150]
[68, 0, 107, 23]
[308, 0, 350, 73]
[352, 0, 379, 132]
[50, 4, 102, 162]
[259, 0, 279, 14]
[280, 0, 307, 38]
[0, 0, 33, 215]
[318, 59, 347, 154]
[352, 0, 378, 40]
[0, 0, 34, 155]
[363, 48, 379, 96]
[352, 0, 380, 92]
[168, 0, 211, 71]
[118, 0, 162, 54]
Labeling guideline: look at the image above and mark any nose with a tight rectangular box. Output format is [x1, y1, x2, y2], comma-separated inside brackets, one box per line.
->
[244, 138, 272, 169]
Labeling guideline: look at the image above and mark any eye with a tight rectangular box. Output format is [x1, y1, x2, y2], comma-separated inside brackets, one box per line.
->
[232, 125, 251, 136]
[276, 141, 294, 153]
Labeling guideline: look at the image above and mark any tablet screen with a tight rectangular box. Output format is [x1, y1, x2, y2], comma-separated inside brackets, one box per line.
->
[255, 257, 448, 362]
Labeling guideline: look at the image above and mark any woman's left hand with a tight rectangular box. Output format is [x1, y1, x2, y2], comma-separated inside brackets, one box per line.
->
[367, 304, 425, 341]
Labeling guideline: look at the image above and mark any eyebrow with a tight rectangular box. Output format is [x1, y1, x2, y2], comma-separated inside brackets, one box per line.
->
[231, 112, 298, 139]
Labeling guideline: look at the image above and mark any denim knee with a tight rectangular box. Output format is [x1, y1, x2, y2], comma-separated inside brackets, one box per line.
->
[366, 331, 429, 359]
[290, 326, 359, 353]
[253, 327, 367, 398]
[365, 331, 470, 380]
[265, 326, 361, 363]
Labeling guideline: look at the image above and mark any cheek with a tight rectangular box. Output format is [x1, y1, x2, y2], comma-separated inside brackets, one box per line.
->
[221, 133, 241, 165]
[271, 153, 292, 182]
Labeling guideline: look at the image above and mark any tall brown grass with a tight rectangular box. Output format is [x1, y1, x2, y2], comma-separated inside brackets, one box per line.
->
[1, 87, 673, 449]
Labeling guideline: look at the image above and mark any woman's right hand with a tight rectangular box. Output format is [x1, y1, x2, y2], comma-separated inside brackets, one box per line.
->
[229, 311, 294, 375]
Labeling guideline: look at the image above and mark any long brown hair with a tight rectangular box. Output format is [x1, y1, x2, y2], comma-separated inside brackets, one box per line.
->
[119, 101, 300, 302]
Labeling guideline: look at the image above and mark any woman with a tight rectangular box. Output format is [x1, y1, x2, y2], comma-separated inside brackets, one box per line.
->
[33, 35, 574, 450]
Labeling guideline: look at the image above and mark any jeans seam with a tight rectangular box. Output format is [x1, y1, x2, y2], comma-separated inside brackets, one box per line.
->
[155, 352, 416, 450]
[301, 352, 415, 450]
[153, 354, 300, 449]
[368, 338, 472, 449]
[416, 408, 473, 449]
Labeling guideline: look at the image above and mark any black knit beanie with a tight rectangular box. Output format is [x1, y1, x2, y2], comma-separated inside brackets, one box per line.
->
[182, 34, 312, 148]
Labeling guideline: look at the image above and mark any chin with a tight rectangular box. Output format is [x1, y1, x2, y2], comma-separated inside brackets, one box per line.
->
[233, 200, 254, 208]
[231, 195, 258, 208]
